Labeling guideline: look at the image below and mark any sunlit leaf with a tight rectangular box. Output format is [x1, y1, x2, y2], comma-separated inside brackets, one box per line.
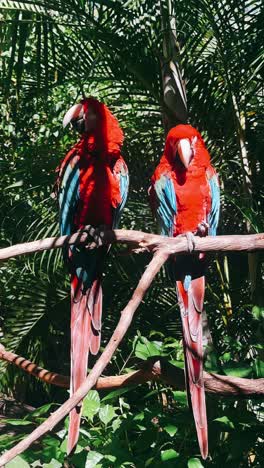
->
[187, 458, 204, 468]
[1, 419, 33, 426]
[213, 416, 235, 429]
[164, 424, 178, 437]
[160, 449, 179, 461]
[6, 456, 30, 468]
[85, 451, 104, 468]
[82, 390, 100, 421]
[172, 391, 188, 406]
[98, 404, 116, 425]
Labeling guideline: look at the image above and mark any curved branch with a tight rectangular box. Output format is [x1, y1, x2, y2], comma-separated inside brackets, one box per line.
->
[0, 228, 264, 263]
[0, 345, 69, 388]
[1, 346, 263, 398]
[0, 250, 168, 466]
[0, 345, 264, 398]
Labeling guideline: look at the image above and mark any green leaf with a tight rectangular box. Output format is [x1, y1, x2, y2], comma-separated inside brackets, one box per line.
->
[133, 411, 145, 421]
[6, 456, 30, 468]
[161, 449, 179, 461]
[102, 386, 136, 402]
[252, 305, 264, 320]
[164, 424, 178, 437]
[25, 403, 54, 420]
[253, 359, 264, 377]
[213, 416, 235, 429]
[0, 434, 24, 450]
[112, 417, 122, 432]
[5, 180, 24, 190]
[82, 390, 100, 421]
[135, 337, 161, 360]
[104, 455, 117, 463]
[60, 439, 83, 454]
[85, 451, 104, 468]
[143, 387, 167, 400]
[43, 459, 62, 468]
[169, 359, 185, 369]
[188, 458, 204, 468]
[1, 419, 33, 426]
[145, 458, 155, 467]
[223, 365, 252, 378]
[172, 391, 188, 406]
[99, 404, 116, 425]
[41, 435, 64, 463]
[221, 352, 231, 363]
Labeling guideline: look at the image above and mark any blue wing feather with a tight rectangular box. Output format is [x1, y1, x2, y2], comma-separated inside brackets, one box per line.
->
[59, 159, 80, 236]
[207, 172, 220, 236]
[58, 156, 95, 289]
[153, 174, 177, 236]
[112, 161, 129, 229]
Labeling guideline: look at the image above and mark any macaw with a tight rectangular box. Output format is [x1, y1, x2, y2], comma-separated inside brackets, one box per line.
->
[56, 97, 129, 454]
[149, 124, 220, 459]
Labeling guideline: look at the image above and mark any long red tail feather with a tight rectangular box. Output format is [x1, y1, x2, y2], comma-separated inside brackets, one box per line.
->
[176, 276, 208, 459]
[67, 277, 102, 455]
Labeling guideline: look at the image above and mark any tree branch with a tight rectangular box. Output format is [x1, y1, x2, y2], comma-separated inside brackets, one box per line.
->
[0, 345, 263, 398]
[0, 250, 168, 466]
[0, 344, 69, 388]
[1, 229, 263, 465]
[0, 228, 264, 263]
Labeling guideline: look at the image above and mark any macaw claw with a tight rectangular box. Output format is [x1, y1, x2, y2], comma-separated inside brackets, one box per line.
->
[81, 225, 106, 248]
[196, 221, 209, 237]
[185, 231, 196, 253]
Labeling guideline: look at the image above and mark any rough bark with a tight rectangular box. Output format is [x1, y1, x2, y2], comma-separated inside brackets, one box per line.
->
[0, 345, 263, 398]
[1, 228, 264, 263]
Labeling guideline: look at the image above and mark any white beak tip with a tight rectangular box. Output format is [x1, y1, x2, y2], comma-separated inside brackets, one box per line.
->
[62, 103, 83, 128]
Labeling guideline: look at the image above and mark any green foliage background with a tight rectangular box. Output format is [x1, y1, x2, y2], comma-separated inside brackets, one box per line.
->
[0, 0, 263, 466]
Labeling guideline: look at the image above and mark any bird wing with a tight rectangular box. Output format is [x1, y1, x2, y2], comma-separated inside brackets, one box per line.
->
[112, 158, 129, 228]
[206, 166, 220, 236]
[150, 173, 177, 236]
[58, 150, 80, 236]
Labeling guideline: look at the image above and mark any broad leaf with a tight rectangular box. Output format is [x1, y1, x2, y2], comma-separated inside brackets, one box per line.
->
[172, 391, 188, 406]
[99, 404, 116, 425]
[6, 456, 30, 468]
[85, 451, 104, 468]
[82, 390, 100, 421]
[188, 458, 204, 468]
[164, 424, 178, 437]
[213, 416, 235, 430]
[161, 449, 179, 461]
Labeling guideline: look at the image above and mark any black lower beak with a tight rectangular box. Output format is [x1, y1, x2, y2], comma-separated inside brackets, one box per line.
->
[71, 117, 85, 133]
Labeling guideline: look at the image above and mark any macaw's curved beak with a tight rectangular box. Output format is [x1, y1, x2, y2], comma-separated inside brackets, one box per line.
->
[177, 138, 193, 168]
[63, 103, 84, 128]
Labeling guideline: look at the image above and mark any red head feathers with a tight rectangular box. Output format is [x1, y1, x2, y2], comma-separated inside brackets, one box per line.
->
[63, 97, 124, 156]
[81, 97, 124, 154]
[163, 124, 210, 168]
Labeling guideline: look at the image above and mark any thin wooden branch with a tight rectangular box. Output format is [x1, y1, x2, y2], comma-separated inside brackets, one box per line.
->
[0, 345, 69, 388]
[1, 345, 263, 398]
[0, 250, 168, 466]
[1, 228, 264, 263]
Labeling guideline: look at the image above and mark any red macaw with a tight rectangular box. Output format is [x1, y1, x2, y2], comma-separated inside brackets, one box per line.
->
[149, 124, 220, 459]
[56, 97, 129, 454]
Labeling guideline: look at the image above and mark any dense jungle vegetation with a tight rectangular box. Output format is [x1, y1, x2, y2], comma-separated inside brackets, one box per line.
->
[0, 1, 263, 467]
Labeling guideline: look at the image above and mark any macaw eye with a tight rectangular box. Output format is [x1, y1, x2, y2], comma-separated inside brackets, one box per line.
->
[71, 116, 85, 133]
[170, 140, 178, 159]
[85, 109, 97, 131]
